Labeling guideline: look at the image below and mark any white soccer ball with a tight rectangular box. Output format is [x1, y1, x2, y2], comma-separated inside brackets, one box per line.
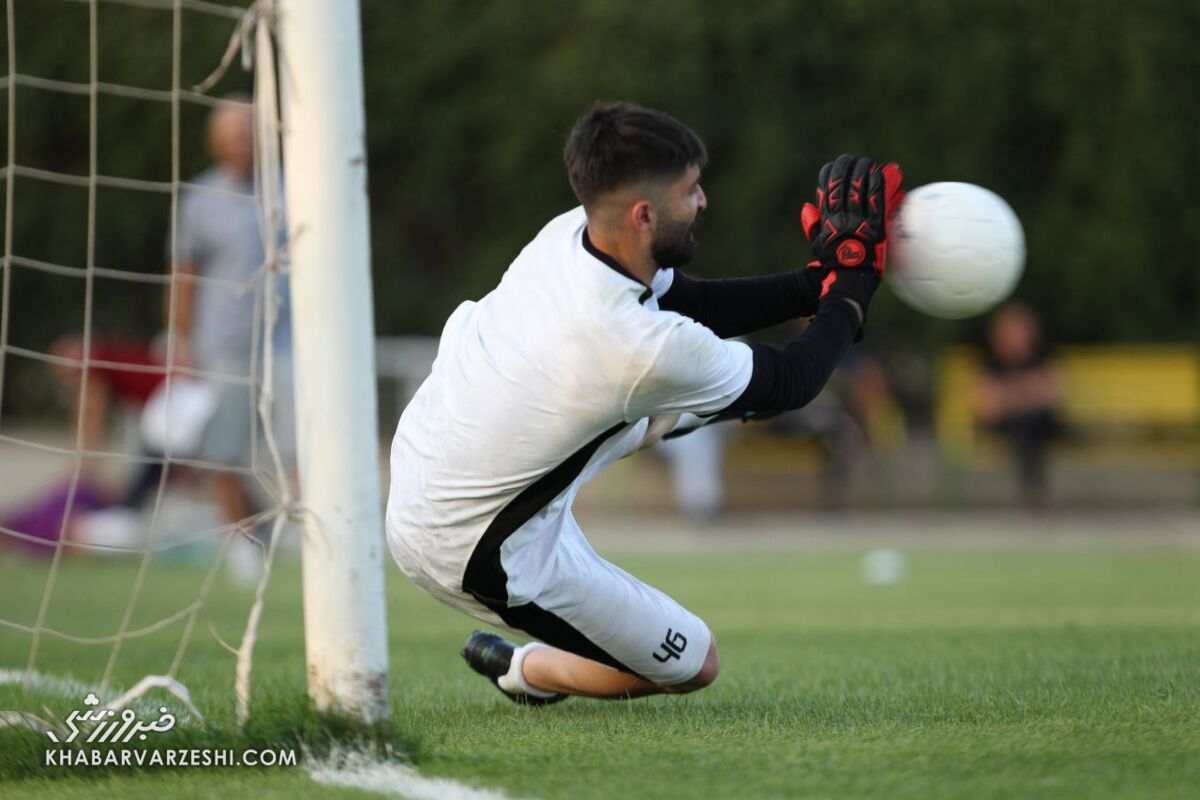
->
[861, 548, 908, 585]
[887, 182, 1025, 319]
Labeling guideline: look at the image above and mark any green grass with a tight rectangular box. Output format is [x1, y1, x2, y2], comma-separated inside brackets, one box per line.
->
[1, 534, 1198, 798]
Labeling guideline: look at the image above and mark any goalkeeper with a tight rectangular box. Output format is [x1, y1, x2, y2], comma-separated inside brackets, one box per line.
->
[386, 102, 903, 703]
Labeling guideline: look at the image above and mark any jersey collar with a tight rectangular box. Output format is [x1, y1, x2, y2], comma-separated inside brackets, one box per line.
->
[581, 228, 654, 304]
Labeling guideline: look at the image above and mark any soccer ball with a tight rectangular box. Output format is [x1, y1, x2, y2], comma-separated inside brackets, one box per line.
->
[887, 182, 1025, 319]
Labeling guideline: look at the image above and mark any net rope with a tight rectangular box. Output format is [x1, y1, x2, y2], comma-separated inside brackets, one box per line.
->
[0, 0, 290, 726]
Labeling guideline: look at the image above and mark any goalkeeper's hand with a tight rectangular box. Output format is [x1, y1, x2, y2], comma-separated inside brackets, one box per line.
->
[799, 154, 905, 318]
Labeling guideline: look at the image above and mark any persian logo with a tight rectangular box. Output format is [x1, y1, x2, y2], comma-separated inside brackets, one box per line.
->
[45, 692, 176, 744]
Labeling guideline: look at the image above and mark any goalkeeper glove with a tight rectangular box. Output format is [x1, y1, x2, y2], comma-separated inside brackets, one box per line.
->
[800, 154, 905, 317]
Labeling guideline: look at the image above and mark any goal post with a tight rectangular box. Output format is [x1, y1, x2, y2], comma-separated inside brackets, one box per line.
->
[276, 0, 390, 723]
[0, 0, 390, 731]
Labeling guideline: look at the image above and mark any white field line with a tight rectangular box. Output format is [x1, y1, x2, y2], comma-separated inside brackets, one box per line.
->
[0, 670, 200, 723]
[0, 669, 112, 735]
[0, 668, 105, 701]
[6, 670, 522, 799]
[308, 751, 523, 800]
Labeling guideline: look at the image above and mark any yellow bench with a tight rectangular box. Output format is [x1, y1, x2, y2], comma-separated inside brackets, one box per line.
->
[936, 345, 1200, 467]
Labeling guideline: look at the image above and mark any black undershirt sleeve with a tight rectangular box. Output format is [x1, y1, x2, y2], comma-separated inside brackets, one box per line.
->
[658, 269, 823, 339]
[718, 297, 861, 418]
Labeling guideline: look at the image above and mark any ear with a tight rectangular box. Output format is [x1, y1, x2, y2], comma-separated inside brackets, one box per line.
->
[629, 199, 654, 234]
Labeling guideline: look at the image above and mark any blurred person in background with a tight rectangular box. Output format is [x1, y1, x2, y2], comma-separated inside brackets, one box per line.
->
[654, 418, 731, 523]
[48, 334, 165, 509]
[167, 96, 293, 581]
[972, 302, 1062, 508]
[844, 351, 907, 454]
[652, 346, 902, 518]
[764, 320, 866, 509]
[760, 323, 905, 509]
[0, 334, 204, 555]
[0, 334, 142, 552]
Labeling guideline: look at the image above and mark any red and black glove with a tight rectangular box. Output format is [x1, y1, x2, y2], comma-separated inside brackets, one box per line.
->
[800, 154, 905, 307]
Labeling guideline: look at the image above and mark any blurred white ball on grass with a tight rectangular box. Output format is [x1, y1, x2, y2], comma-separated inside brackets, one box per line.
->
[862, 548, 909, 585]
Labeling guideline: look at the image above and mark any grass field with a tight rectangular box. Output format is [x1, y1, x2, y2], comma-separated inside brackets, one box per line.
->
[1, 517, 1198, 798]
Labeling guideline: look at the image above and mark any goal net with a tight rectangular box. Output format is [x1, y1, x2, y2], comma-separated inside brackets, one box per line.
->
[0, 0, 380, 731]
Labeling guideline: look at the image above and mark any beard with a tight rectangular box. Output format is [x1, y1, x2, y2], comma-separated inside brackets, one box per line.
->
[650, 212, 699, 269]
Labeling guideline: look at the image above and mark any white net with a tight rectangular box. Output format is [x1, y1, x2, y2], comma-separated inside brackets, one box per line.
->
[0, 0, 292, 725]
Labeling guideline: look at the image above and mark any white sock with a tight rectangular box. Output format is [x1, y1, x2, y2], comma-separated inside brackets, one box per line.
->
[496, 642, 557, 698]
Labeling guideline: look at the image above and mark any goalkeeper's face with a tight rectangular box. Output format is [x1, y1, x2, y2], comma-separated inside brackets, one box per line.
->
[650, 164, 706, 269]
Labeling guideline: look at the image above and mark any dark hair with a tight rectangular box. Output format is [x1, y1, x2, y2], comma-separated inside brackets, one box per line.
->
[563, 102, 707, 207]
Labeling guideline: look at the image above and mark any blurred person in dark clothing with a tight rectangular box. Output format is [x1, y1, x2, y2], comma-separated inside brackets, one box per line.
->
[973, 302, 1062, 507]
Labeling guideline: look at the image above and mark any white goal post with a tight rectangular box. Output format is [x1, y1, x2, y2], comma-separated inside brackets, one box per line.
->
[276, 0, 390, 723]
[0, 0, 389, 729]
